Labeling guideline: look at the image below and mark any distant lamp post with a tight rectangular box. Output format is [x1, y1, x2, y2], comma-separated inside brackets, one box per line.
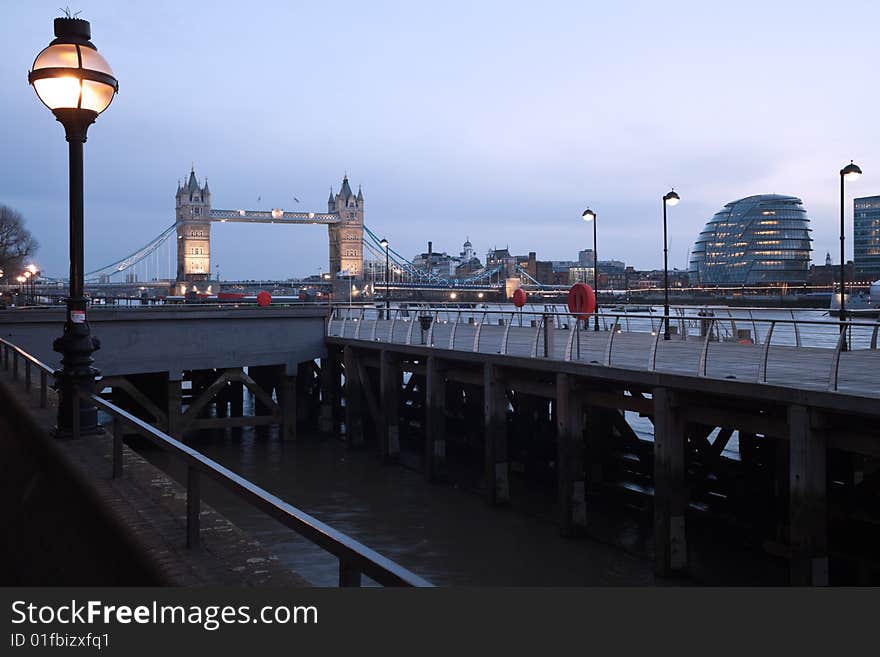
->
[839, 160, 862, 351]
[28, 15, 118, 435]
[27, 265, 39, 304]
[380, 237, 390, 316]
[662, 189, 680, 340]
[23, 270, 32, 305]
[581, 208, 599, 331]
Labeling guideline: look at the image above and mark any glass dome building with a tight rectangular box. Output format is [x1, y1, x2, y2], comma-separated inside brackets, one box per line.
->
[688, 194, 812, 286]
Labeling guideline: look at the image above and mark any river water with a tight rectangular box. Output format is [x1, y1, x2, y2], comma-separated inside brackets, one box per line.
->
[136, 305, 860, 585]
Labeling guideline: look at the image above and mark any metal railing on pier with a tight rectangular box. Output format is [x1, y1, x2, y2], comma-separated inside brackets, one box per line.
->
[328, 304, 880, 395]
[0, 337, 430, 587]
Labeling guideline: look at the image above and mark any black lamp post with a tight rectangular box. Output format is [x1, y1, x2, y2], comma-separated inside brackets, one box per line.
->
[662, 189, 680, 341]
[380, 237, 390, 317]
[28, 16, 118, 435]
[27, 264, 39, 304]
[839, 160, 862, 351]
[581, 208, 599, 331]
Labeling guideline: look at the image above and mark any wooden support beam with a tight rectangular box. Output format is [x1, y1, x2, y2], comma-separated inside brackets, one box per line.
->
[653, 387, 688, 576]
[343, 346, 364, 446]
[680, 404, 787, 438]
[484, 363, 509, 504]
[280, 373, 297, 442]
[556, 373, 586, 536]
[425, 355, 447, 482]
[102, 375, 169, 430]
[379, 350, 401, 463]
[788, 405, 828, 586]
[180, 368, 279, 431]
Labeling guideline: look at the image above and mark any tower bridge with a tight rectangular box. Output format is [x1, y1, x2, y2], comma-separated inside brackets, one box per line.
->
[78, 167, 521, 298]
[174, 168, 364, 296]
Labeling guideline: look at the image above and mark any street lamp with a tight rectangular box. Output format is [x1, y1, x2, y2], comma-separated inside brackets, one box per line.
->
[23, 270, 32, 305]
[662, 189, 680, 340]
[26, 264, 39, 304]
[839, 160, 862, 351]
[582, 208, 599, 331]
[28, 16, 118, 435]
[380, 237, 390, 316]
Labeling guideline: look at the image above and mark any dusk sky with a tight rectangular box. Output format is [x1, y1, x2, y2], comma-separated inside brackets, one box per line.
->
[2, 0, 878, 280]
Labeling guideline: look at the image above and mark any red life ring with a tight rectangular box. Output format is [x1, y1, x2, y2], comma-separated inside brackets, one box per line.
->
[567, 283, 596, 321]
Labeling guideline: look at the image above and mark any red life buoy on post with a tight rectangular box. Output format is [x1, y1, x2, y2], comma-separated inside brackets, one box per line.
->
[567, 283, 596, 321]
[257, 291, 272, 307]
[512, 288, 527, 308]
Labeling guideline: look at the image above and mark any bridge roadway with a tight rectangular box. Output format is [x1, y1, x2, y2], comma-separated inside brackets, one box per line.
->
[325, 310, 880, 584]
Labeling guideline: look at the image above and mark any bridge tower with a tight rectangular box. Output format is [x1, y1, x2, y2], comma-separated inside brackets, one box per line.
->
[175, 167, 212, 292]
[327, 174, 364, 296]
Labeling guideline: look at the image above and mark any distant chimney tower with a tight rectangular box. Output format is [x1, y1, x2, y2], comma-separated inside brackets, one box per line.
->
[428, 241, 433, 256]
[826, 251, 832, 267]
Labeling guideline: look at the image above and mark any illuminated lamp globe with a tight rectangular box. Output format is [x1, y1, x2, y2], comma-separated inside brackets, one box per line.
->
[841, 161, 862, 182]
[664, 190, 680, 206]
[582, 208, 596, 222]
[28, 18, 118, 139]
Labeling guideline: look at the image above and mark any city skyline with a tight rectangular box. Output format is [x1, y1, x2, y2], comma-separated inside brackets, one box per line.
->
[2, 0, 878, 279]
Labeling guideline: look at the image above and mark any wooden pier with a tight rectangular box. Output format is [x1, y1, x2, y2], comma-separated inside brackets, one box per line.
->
[325, 308, 880, 584]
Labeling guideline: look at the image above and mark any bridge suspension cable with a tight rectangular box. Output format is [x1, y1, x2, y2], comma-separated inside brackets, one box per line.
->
[84, 221, 180, 283]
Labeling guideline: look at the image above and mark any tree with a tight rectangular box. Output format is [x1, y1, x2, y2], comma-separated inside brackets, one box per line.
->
[0, 205, 39, 278]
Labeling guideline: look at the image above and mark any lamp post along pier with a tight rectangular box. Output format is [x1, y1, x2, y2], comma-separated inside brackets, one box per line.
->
[582, 208, 599, 331]
[28, 16, 118, 435]
[662, 189, 680, 341]
[839, 160, 862, 352]
[380, 238, 390, 317]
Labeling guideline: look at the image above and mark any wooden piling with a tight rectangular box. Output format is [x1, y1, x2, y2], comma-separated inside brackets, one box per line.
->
[319, 352, 339, 435]
[380, 350, 401, 463]
[652, 387, 687, 576]
[343, 346, 364, 446]
[280, 371, 297, 442]
[484, 363, 510, 504]
[425, 355, 447, 481]
[788, 404, 828, 586]
[555, 373, 586, 535]
[167, 375, 183, 439]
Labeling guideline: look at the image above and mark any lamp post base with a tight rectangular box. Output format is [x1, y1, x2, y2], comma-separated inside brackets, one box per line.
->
[53, 301, 101, 437]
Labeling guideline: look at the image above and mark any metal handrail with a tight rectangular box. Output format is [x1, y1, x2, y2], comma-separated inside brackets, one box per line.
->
[698, 318, 715, 377]
[1, 338, 53, 409]
[828, 330, 847, 392]
[84, 394, 430, 587]
[758, 320, 777, 383]
[603, 316, 621, 366]
[0, 336, 430, 587]
[330, 304, 880, 332]
[328, 306, 880, 393]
